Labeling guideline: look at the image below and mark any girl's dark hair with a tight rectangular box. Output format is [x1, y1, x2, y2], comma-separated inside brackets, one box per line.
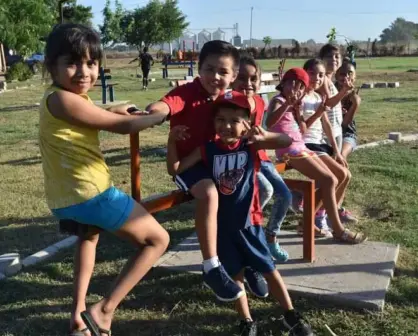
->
[303, 58, 325, 71]
[319, 43, 340, 59]
[44, 23, 103, 73]
[239, 53, 261, 75]
[199, 40, 240, 71]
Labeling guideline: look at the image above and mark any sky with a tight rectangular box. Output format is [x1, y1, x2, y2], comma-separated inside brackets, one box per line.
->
[79, 0, 418, 43]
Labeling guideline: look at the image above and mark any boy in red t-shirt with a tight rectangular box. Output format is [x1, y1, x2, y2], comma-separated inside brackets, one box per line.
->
[146, 41, 265, 301]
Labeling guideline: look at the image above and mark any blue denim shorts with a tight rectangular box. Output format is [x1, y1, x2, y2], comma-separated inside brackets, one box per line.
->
[343, 134, 357, 151]
[52, 187, 135, 232]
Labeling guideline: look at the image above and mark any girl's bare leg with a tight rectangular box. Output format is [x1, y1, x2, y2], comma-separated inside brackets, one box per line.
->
[70, 227, 101, 335]
[289, 157, 345, 236]
[86, 203, 170, 334]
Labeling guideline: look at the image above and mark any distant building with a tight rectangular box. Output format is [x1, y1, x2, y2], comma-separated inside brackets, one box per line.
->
[213, 28, 226, 41]
[233, 35, 242, 47]
[197, 29, 212, 50]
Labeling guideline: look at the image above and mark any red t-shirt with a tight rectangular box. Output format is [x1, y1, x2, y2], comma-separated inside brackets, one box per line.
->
[252, 95, 271, 162]
[162, 78, 217, 159]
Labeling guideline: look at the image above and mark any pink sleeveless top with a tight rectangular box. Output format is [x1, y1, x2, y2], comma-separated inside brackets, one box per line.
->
[268, 94, 313, 162]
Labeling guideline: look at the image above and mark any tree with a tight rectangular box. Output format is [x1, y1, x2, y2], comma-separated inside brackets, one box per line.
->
[292, 39, 301, 57]
[262, 36, 272, 49]
[123, 0, 188, 50]
[0, 0, 54, 56]
[380, 18, 418, 43]
[371, 39, 378, 56]
[46, 0, 93, 25]
[277, 44, 283, 58]
[326, 27, 337, 42]
[100, 0, 124, 47]
[62, 1, 93, 26]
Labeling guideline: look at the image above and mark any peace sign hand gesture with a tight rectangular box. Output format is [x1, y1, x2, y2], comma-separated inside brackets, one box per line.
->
[242, 120, 267, 144]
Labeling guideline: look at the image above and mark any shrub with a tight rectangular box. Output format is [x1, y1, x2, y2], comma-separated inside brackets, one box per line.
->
[5, 62, 34, 82]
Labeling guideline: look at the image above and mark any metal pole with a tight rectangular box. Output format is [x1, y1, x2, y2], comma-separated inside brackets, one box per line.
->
[59, 0, 67, 24]
[250, 7, 253, 47]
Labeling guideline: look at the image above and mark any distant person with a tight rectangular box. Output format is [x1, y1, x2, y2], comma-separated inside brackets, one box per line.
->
[130, 47, 154, 90]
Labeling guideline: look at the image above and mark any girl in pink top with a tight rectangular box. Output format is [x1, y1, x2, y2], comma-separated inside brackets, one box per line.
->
[266, 68, 366, 244]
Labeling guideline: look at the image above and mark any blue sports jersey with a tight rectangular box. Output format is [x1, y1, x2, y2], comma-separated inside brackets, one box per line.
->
[201, 138, 262, 232]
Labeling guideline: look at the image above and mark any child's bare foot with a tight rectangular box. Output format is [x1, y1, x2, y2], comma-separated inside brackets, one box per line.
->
[70, 311, 91, 336]
[81, 301, 114, 336]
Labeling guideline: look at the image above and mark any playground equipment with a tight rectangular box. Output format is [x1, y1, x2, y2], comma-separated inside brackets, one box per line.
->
[0, 43, 6, 77]
[95, 67, 118, 104]
[161, 41, 196, 79]
[127, 82, 316, 262]
[128, 134, 316, 262]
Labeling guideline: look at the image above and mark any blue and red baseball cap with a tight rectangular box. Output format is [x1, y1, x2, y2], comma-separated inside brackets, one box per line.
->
[215, 91, 255, 114]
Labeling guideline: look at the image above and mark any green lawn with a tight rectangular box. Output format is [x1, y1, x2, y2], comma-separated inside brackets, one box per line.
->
[0, 57, 417, 335]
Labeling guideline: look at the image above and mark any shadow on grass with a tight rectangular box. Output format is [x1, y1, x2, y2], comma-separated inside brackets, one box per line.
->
[0, 145, 167, 167]
[378, 97, 418, 103]
[0, 216, 60, 256]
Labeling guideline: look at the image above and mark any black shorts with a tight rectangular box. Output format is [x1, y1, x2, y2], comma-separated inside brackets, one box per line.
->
[174, 161, 212, 192]
[305, 143, 333, 156]
[141, 67, 150, 78]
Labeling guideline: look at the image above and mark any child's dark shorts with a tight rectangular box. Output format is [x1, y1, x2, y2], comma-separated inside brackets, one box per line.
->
[218, 225, 276, 278]
[305, 143, 334, 156]
[174, 161, 212, 192]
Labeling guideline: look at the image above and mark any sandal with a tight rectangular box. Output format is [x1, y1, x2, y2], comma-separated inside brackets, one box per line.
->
[69, 328, 90, 336]
[297, 223, 333, 238]
[81, 311, 112, 336]
[333, 228, 368, 244]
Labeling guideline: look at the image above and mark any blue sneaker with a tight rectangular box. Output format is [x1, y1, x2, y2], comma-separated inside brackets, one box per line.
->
[203, 265, 244, 302]
[244, 267, 269, 298]
[268, 242, 289, 262]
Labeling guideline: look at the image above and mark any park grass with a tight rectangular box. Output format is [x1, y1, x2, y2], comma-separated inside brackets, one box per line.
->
[0, 56, 417, 335]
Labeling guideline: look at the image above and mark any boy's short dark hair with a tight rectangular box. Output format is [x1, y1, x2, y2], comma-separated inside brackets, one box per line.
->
[214, 101, 250, 119]
[45, 23, 102, 73]
[143, 46, 148, 53]
[199, 40, 240, 71]
[319, 43, 340, 59]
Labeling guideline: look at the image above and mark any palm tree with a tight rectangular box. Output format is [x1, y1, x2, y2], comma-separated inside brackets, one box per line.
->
[262, 36, 272, 49]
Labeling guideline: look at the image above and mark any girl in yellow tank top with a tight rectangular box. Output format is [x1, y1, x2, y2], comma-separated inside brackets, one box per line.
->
[40, 23, 169, 336]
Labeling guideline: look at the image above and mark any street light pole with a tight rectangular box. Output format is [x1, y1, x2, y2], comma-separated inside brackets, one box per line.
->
[250, 7, 253, 47]
[59, 0, 68, 24]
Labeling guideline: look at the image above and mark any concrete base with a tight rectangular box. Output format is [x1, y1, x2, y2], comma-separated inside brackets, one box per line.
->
[155, 231, 399, 312]
[361, 83, 374, 89]
[375, 82, 388, 88]
[388, 132, 402, 142]
[0, 253, 22, 276]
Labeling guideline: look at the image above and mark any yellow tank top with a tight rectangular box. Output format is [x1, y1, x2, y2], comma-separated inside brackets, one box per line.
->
[39, 86, 112, 209]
